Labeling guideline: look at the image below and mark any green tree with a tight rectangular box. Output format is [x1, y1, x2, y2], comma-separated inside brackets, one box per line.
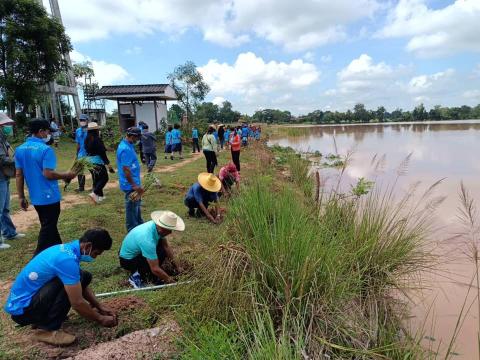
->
[412, 103, 427, 121]
[219, 101, 241, 123]
[0, 0, 72, 116]
[375, 106, 386, 122]
[168, 104, 184, 123]
[353, 103, 370, 123]
[167, 61, 210, 121]
[195, 102, 219, 123]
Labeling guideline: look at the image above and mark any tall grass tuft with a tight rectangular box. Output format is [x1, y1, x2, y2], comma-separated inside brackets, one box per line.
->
[180, 144, 437, 358]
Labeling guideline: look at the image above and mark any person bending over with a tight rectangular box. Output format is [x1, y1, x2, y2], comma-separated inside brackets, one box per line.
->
[119, 211, 185, 289]
[3, 229, 117, 346]
[184, 173, 222, 224]
[219, 163, 240, 196]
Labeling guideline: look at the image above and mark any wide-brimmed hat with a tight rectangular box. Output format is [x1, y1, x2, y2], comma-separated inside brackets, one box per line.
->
[198, 172, 221, 192]
[0, 113, 14, 126]
[151, 210, 185, 231]
[87, 122, 101, 131]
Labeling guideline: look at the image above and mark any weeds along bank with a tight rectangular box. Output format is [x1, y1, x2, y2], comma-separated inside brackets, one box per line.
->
[177, 143, 434, 359]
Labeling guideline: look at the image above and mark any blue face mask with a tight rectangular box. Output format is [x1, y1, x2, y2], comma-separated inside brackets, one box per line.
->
[80, 247, 95, 262]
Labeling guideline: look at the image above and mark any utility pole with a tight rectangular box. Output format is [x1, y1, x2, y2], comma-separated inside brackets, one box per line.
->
[36, 0, 82, 123]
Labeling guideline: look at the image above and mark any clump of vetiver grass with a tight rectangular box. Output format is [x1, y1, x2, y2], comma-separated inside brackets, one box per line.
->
[129, 173, 160, 201]
[64, 157, 97, 190]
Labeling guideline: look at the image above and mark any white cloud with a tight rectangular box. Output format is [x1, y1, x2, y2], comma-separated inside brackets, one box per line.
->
[49, 0, 380, 50]
[463, 90, 480, 100]
[199, 52, 319, 97]
[70, 50, 129, 86]
[212, 97, 226, 106]
[474, 64, 480, 77]
[378, 0, 480, 57]
[303, 52, 315, 62]
[320, 55, 333, 63]
[407, 69, 455, 94]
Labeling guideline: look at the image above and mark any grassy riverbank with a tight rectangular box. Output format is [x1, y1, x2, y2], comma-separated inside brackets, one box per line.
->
[0, 139, 437, 358]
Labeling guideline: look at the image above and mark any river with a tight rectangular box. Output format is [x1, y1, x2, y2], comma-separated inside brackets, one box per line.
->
[270, 120, 480, 359]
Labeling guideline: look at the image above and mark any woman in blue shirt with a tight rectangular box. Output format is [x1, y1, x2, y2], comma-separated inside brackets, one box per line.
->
[170, 123, 183, 160]
[164, 125, 173, 159]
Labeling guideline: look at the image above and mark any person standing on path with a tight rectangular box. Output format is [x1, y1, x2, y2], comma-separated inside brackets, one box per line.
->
[4, 228, 117, 346]
[171, 123, 183, 160]
[117, 127, 144, 232]
[75, 114, 89, 192]
[15, 119, 76, 255]
[0, 115, 25, 250]
[202, 126, 218, 174]
[230, 128, 241, 172]
[218, 125, 225, 150]
[191, 126, 200, 153]
[164, 125, 173, 159]
[224, 127, 231, 150]
[140, 125, 157, 173]
[85, 122, 114, 204]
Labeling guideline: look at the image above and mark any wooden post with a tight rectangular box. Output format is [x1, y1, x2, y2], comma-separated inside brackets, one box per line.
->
[154, 100, 159, 132]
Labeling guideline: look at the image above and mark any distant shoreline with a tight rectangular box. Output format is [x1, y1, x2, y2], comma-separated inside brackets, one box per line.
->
[274, 119, 480, 128]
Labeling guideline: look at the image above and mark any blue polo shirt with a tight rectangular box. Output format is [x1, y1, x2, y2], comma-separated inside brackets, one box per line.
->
[116, 139, 141, 192]
[185, 182, 218, 206]
[171, 129, 182, 144]
[241, 127, 249, 138]
[4, 240, 81, 316]
[119, 221, 164, 260]
[224, 129, 230, 141]
[192, 129, 199, 139]
[75, 127, 87, 158]
[165, 131, 172, 145]
[14, 137, 61, 206]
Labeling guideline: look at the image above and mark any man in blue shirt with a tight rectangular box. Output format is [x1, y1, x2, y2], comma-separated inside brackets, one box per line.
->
[164, 125, 172, 159]
[74, 114, 89, 192]
[117, 127, 144, 232]
[170, 123, 183, 160]
[119, 210, 185, 288]
[4, 228, 117, 346]
[241, 125, 249, 146]
[184, 173, 222, 224]
[191, 126, 200, 153]
[15, 119, 76, 254]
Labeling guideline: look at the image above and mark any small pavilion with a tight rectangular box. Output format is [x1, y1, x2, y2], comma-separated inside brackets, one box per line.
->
[95, 84, 177, 131]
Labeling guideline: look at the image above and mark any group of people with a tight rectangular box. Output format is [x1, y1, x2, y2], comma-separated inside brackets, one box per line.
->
[2, 115, 247, 346]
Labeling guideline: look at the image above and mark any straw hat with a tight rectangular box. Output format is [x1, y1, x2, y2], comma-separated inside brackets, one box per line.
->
[198, 172, 221, 192]
[151, 210, 185, 231]
[87, 122, 101, 131]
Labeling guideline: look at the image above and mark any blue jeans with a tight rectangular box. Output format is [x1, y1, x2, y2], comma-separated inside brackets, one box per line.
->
[0, 179, 17, 239]
[124, 191, 143, 232]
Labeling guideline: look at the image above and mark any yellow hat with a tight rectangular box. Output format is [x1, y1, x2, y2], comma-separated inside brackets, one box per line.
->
[198, 173, 221, 192]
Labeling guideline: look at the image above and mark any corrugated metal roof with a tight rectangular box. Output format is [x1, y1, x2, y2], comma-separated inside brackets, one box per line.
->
[96, 84, 169, 96]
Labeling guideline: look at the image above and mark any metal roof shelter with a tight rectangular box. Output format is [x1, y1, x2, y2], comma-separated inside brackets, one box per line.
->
[95, 84, 177, 132]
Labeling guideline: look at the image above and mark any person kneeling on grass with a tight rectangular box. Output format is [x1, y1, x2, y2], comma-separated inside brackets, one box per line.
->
[184, 173, 222, 224]
[3, 229, 117, 346]
[119, 211, 185, 289]
[219, 163, 240, 197]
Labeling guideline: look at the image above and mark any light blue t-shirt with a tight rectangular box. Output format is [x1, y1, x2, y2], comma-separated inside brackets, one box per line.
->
[14, 137, 61, 206]
[224, 129, 230, 142]
[75, 127, 87, 158]
[119, 221, 163, 260]
[116, 139, 141, 192]
[4, 240, 81, 316]
[192, 129, 199, 139]
[165, 131, 172, 145]
[171, 129, 182, 144]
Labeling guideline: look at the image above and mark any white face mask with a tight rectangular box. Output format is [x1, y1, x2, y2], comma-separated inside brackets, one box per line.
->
[43, 134, 52, 143]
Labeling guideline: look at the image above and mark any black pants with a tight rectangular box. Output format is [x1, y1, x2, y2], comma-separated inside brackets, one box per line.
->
[231, 150, 240, 171]
[77, 175, 85, 191]
[192, 138, 200, 153]
[203, 150, 217, 173]
[119, 244, 167, 282]
[90, 165, 109, 197]
[11, 270, 92, 331]
[33, 202, 61, 255]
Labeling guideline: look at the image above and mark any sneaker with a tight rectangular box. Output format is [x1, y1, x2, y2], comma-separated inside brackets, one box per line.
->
[88, 192, 100, 204]
[32, 329, 76, 346]
[128, 272, 144, 289]
[170, 156, 174, 160]
[75, 188, 85, 193]
[98, 196, 105, 202]
[6, 233, 26, 240]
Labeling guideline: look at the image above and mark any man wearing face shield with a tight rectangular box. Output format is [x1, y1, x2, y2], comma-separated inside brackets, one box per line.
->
[0, 114, 25, 250]
[15, 119, 76, 254]
[116, 127, 144, 232]
[4, 228, 118, 346]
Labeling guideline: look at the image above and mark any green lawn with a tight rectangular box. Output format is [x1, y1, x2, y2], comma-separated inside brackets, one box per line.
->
[0, 138, 252, 359]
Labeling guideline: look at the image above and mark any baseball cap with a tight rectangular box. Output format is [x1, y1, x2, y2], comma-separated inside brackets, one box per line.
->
[126, 127, 141, 136]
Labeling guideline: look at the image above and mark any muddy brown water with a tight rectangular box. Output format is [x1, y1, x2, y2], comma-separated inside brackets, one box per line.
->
[271, 120, 480, 358]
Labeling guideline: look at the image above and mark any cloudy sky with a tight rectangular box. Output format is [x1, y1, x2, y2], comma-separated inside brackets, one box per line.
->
[44, 0, 480, 115]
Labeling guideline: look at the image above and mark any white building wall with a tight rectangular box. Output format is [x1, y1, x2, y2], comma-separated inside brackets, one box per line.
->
[156, 102, 168, 131]
[135, 102, 155, 130]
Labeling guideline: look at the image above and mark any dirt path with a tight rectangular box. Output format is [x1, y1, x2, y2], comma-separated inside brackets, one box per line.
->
[10, 153, 203, 233]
